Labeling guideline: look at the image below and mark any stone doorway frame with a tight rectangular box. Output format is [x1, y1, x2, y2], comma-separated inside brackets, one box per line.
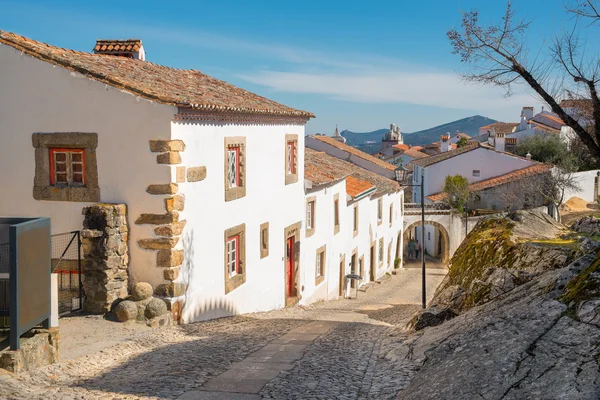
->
[403, 221, 450, 264]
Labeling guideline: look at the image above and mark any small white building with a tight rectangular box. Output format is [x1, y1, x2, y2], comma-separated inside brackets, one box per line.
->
[0, 31, 316, 323]
[302, 149, 404, 303]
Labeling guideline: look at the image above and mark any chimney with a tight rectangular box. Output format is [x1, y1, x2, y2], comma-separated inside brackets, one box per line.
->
[440, 134, 451, 152]
[390, 123, 396, 133]
[522, 106, 534, 120]
[94, 39, 145, 60]
[526, 152, 532, 159]
[519, 112, 528, 131]
[494, 132, 505, 152]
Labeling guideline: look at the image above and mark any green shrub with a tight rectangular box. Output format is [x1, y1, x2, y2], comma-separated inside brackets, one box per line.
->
[394, 257, 401, 269]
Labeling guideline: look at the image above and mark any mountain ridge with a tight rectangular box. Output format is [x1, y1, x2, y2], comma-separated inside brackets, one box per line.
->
[339, 115, 497, 153]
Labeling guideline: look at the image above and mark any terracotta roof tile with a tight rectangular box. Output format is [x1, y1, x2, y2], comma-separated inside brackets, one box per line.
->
[488, 122, 519, 134]
[346, 176, 375, 198]
[0, 30, 314, 119]
[411, 143, 480, 167]
[94, 39, 142, 54]
[426, 163, 552, 201]
[403, 149, 430, 159]
[392, 143, 410, 151]
[305, 148, 400, 196]
[309, 135, 397, 171]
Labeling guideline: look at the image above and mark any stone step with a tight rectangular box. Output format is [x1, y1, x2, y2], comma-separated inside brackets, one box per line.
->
[358, 283, 373, 292]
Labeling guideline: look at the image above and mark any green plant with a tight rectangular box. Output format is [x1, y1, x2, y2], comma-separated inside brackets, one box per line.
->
[443, 174, 470, 212]
[394, 257, 401, 269]
[457, 137, 470, 148]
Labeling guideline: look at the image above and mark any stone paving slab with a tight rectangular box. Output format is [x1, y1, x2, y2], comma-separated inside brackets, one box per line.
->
[201, 367, 283, 393]
[178, 390, 261, 399]
[229, 360, 295, 371]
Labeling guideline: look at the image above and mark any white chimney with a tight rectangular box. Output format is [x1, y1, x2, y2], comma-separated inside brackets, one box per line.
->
[526, 152, 532, 159]
[494, 132, 506, 152]
[519, 112, 528, 131]
[440, 134, 451, 152]
[390, 123, 396, 132]
[488, 126, 496, 145]
[522, 106, 534, 120]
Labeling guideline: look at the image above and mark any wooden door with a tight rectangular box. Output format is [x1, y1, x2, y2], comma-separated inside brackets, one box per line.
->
[359, 257, 364, 281]
[338, 256, 345, 297]
[350, 254, 357, 288]
[370, 245, 375, 281]
[286, 237, 295, 297]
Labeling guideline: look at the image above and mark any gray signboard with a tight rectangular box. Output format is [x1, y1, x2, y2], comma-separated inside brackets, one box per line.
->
[0, 217, 51, 350]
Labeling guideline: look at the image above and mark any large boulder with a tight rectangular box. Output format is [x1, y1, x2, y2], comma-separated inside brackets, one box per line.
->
[131, 282, 153, 301]
[144, 298, 168, 319]
[409, 308, 457, 331]
[114, 300, 138, 322]
[572, 216, 600, 236]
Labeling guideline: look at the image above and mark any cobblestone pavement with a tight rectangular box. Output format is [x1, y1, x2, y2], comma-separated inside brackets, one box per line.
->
[0, 267, 446, 400]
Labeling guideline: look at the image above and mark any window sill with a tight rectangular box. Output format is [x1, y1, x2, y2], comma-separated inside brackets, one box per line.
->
[315, 275, 325, 286]
[225, 186, 246, 202]
[225, 272, 246, 294]
[285, 173, 298, 185]
[33, 186, 100, 202]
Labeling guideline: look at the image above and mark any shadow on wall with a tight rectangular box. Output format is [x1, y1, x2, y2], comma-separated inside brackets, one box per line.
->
[180, 229, 239, 322]
[74, 316, 310, 398]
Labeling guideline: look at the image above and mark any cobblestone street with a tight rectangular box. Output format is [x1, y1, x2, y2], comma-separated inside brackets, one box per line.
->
[0, 266, 446, 400]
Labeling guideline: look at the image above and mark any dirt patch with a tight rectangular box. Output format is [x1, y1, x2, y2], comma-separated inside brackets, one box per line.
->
[563, 196, 591, 212]
[58, 314, 161, 361]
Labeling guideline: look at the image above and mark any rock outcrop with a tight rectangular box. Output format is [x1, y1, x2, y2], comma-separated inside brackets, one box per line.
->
[396, 211, 600, 399]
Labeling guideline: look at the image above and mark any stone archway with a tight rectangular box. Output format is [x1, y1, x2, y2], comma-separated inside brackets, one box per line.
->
[403, 220, 450, 264]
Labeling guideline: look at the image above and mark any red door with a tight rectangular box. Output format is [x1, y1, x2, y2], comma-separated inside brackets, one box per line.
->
[286, 237, 295, 297]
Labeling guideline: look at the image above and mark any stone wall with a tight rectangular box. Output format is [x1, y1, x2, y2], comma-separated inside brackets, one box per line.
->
[0, 328, 59, 373]
[81, 204, 129, 313]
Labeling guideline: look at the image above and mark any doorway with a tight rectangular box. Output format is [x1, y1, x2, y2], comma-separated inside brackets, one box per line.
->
[338, 255, 345, 297]
[370, 245, 375, 281]
[286, 237, 295, 298]
[350, 253, 357, 288]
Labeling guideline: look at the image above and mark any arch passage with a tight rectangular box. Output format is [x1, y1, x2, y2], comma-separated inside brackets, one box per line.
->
[403, 220, 450, 264]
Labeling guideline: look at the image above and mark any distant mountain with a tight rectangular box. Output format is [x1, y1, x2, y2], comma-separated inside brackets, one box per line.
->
[403, 115, 497, 146]
[340, 115, 497, 153]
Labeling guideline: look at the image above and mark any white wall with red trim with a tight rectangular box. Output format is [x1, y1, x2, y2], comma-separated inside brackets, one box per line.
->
[0, 43, 175, 287]
[172, 121, 306, 322]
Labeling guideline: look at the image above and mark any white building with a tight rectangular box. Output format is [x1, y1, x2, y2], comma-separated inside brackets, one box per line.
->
[409, 140, 547, 258]
[306, 134, 398, 179]
[302, 149, 404, 303]
[0, 31, 316, 323]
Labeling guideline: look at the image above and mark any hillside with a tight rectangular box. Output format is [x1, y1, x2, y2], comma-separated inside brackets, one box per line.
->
[340, 115, 496, 153]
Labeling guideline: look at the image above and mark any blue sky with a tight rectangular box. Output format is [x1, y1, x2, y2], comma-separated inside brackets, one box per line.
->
[0, 0, 590, 134]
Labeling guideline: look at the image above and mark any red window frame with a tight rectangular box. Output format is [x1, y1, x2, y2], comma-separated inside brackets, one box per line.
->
[49, 148, 86, 186]
[287, 141, 296, 175]
[227, 235, 240, 276]
[227, 146, 240, 187]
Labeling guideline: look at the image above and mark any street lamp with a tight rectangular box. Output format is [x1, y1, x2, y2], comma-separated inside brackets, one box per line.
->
[396, 165, 427, 309]
[451, 193, 469, 236]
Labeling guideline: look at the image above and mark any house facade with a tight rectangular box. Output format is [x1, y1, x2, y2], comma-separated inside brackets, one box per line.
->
[0, 31, 314, 322]
[302, 149, 404, 304]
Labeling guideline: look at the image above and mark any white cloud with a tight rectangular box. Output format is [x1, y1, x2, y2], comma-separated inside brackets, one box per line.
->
[239, 69, 538, 112]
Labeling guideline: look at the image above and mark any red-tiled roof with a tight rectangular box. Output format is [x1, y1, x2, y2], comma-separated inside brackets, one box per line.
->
[392, 144, 410, 151]
[411, 143, 480, 167]
[403, 149, 430, 159]
[309, 135, 397, 171]
[94, 39, 142, 54]
[0, 30, 314, 119]
[488, 122, 519, 134]
[427, 164, 552, 201]
[305, 148, 400, 196]
[346, 176, 375, 198]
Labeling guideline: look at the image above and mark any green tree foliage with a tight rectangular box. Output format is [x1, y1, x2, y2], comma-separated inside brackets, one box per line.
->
[515, 135, 579, 172]
[443, 175, 470, 212]
[457, 137, 470, 148]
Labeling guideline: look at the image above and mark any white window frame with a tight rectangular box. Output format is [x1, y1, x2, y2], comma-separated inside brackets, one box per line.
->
[307, 201, 314, 230]
[227, 147, 240, 188]
[316, 251, 323, 278]
[227, 235, 239, 277]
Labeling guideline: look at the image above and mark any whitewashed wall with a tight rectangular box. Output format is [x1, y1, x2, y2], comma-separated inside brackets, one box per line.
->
[563, 169, 600, 203]
[173, 121, 306, 322]
[421, 148, 534, 197]
[300, 180, 347, 304]
[0, 44, 175, 286]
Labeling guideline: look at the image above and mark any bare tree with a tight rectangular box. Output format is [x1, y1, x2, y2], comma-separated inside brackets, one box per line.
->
[447, 1, 600, 164]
